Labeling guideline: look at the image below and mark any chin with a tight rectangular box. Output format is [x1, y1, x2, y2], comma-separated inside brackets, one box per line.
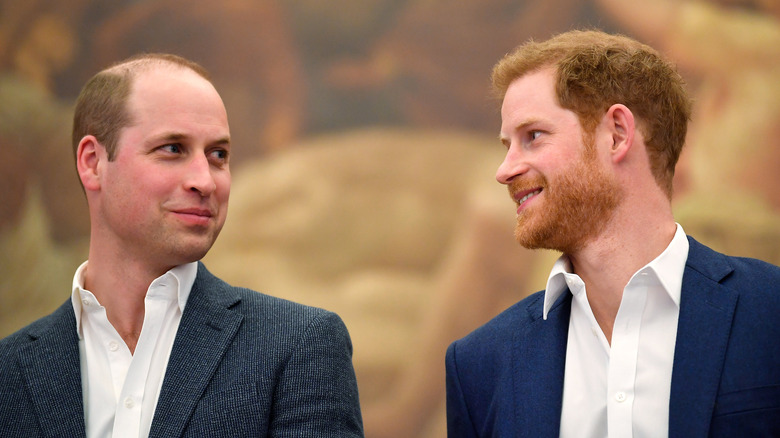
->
[171, 241, 215, 265]
[514, 221, 580, 254]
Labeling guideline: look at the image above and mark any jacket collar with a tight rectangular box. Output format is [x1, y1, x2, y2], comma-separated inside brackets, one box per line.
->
[669, 236, 738, 437]
[148, 262, 244, 437]
[514, 291, 571, 437]
[518, 236, 739, 437]
[17, 262, 244, 438]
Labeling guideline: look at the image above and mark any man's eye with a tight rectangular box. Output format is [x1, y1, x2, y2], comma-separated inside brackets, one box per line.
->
[161, 144, 182, 153]
[210, 149, 228, 161]
[530, 131, 542, 141]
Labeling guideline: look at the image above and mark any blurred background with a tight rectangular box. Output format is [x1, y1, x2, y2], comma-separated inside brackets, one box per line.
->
[1, 0, 779, 436]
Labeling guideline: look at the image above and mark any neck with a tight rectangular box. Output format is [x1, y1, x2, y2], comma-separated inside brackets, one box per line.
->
[567, 195, 676, 342]
[83, 244, 174, 354]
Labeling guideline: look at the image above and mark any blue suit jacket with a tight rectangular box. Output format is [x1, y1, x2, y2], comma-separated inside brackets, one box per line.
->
[0, 263, 364, 437]
[446, 237, 780, 437]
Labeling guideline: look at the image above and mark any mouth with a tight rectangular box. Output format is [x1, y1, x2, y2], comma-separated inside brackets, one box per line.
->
[175, 207, 213, 217]
[172, 207, 215, 225]
[513, 188, 542, 212]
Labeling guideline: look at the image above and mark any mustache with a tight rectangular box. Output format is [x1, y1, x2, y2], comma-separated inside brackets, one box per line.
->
[508, 176, 546, 198]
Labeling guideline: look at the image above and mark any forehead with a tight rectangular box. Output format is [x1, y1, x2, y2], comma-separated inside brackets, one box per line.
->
[499, 67, 586, 144]
[126, 66, 226, 121]
[500, 69, 562, 132]
[114, 66, 230, 152]
[501, 68, 558, 118]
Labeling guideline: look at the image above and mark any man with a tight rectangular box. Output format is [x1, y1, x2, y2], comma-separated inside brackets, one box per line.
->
[445, 30, 780, 437]
[0, 53, 363, 437]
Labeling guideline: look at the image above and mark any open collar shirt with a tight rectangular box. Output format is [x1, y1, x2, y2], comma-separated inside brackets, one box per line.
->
[71, 261, 196, 438]
[543, 224, 689, 438]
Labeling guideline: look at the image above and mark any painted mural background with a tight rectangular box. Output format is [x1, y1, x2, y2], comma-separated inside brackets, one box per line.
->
[2, 0, 779, 436]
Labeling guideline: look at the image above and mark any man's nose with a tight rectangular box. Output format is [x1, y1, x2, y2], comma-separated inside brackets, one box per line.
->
[496, 147, 528, 185]
[186, 154, 217, 196]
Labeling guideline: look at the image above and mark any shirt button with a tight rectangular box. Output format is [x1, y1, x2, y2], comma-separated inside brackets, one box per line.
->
[124, 397, 135, 409]
[108, 341, 119, 352]
[82, 299, 90, 307]
[615, 392, 627, 402]
[591, 326, 599, 337]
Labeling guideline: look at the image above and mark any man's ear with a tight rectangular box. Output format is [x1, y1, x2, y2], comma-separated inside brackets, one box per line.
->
[605, 104, 635, 164]
[76, 135, 104, 191]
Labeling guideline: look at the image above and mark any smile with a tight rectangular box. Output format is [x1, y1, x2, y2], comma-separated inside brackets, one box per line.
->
[174, 207, 214, 217]
[517, 189, 542, 206]
[170, 207, 215, 227]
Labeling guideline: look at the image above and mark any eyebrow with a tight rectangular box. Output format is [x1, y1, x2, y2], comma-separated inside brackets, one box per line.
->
[499, 118, 543, 141]
[157, 132, 231, 147]
[514, 118, 543, 131]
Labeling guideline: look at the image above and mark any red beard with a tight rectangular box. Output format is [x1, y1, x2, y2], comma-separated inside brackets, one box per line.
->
[508, 151, 622, 254]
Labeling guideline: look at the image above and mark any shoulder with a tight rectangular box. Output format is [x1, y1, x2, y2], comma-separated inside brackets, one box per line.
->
[238, 287, 350, 349]
[448, 290, 546, 361]
[685, 236, 780, 295]
[0, 300, 74, 354]
[192, 263, 350, 343]
[445, 290, 558, 432]
[722, 256, 780, 294]
[683, 237, 780, 341]
[188, 265, 362, 436]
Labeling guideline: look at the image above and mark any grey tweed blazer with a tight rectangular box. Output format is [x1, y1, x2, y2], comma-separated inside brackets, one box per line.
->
[0, 262, 364, 437]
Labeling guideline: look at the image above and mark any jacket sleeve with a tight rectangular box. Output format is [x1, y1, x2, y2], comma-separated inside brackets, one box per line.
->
[269, 310, 364, 437]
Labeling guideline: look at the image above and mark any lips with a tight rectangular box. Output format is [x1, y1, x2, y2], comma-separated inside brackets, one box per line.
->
[174, 207, 214, 217]
[171, 207, 215, 226]
[516, 189, 541, 205]
[508, 176, 546, 214]
[512, 187, 542, 210]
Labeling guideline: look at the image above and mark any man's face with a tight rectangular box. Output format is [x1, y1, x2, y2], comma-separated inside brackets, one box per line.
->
[496, 68, 621, 254]
[96, 67, 231, 271]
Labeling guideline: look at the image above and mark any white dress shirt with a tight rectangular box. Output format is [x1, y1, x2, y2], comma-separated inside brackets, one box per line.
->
[71, 261, 197, 438]
[543, 224, 689, 438]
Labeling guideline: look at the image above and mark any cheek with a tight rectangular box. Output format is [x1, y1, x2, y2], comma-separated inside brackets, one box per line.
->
[216, 174, 231, 201]
[103, 165, 141, 198]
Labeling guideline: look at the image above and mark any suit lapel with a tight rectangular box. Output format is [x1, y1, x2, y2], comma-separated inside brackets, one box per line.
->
[149, 264, 244, 438]
[514, 292, 570, 437]
[18, 302, 86, 438]
[669, 238, 738, 438]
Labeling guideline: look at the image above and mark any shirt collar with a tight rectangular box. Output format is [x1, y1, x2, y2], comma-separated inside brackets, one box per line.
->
[71, 261, 198, 338]
[542, 223, 689, 319]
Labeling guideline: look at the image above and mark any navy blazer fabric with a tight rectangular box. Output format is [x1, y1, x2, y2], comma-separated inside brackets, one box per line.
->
[446, 237, 780, 438]
[0, 263, 364, 437]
